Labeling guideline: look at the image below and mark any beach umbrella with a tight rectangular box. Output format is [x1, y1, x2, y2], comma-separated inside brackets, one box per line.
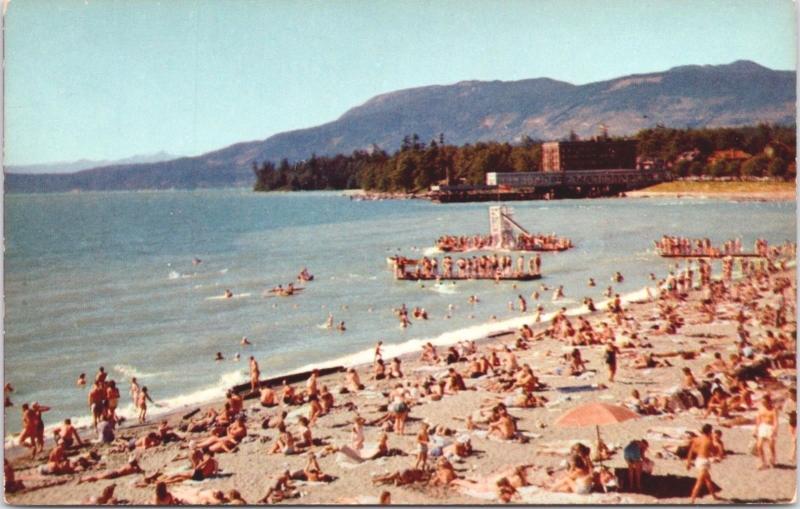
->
[554, 402, 640, 456]
[554, 402, 639, 428]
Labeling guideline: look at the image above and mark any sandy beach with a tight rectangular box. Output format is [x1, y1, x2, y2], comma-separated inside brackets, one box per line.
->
[4, 250, 796, 505]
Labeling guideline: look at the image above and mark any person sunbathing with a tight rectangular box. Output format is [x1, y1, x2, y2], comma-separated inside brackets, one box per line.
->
[704, 388, 730, 422]
[568, 349, 587, 376]
[428, 456, 459, 486]
[45, 441, 76, 475]
[260, 386, 277, 407]
[291, 452, 336, 482]
[372, 468, 430, 486]
[269, 423, 298, 455]
[78, 458, 143, 484]
[487, 406, 525, 442]
[259, 470, 298, 503]
[548, 452, 593, 494]
[344, 368, 365, 392]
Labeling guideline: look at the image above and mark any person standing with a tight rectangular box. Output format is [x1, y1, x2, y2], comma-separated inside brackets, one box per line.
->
[604, 343, 619, 383]
[686, 424, 720, 503]
[249, 356, 261, 395]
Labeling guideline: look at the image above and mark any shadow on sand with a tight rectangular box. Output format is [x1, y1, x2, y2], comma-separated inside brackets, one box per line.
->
[613, 469, 721, 499]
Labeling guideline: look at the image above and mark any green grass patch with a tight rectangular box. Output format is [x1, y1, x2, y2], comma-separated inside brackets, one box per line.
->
[641, 180, 796, 193]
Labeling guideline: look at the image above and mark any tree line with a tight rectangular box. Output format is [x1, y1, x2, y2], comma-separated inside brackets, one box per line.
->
[253, 125, 795, 192]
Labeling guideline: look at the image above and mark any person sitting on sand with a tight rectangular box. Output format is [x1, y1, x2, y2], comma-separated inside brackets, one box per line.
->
[291, 451, 336, 482]
[549, 451, 593, 494]
[319, 385, 335, 413]
[568, 348, 587, 376]
[260, 386, 277, 407]
[154, 482, 185, 505]
[487, 405, 523, 442]
[703, 388, 730, 422]
[269, 423, 297, 455]
[345, 368, 365, 392]
[428, 456, 459, 486]
[389, 358, 404, 379]
[259, 470, 298, 503]
[78, 457, 143, 484]
[297, 416, 315, 448]
[373, 359, 387, 380]
[445, 367, 467, 393]
[45, 440, 76, 475]
[58, 418, 83, 449]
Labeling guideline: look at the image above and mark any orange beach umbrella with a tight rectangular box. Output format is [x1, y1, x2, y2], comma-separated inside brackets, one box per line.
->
[554, 402, 639, 428]
[554, 402, 640, 450]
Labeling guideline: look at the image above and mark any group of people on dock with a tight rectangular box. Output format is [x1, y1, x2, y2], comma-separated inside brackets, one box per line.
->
[393, 254, 542, 281]
[436, 233, 571, 253]
[654, 235, 782, 258]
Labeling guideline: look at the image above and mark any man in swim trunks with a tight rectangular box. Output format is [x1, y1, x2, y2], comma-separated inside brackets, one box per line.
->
[754, 393, 778, 469]
[686, 424, 720, 503]
[59, 419, 83, 449]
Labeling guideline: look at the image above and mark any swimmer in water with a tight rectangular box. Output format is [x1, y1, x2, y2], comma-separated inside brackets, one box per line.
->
[224, 289, 233, 299]
[325, 313, 334, 330]
[241, 336, 251, 346]
[338, 321, 347, 332]
[77, 373, 86, 388]
[588, 278, 596, 287]
[193, 257, 202, 266]
[234, 353, 241, 362]
[604, 286, 613, 298]
[215, 352, 224, 361]
[552, 285, 564, 301]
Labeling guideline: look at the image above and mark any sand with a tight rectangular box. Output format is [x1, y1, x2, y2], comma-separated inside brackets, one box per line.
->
[4, 260, 796, 505]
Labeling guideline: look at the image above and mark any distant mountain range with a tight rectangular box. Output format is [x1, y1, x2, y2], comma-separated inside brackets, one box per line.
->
[6, 60, 795, 193]
[6, 151, 177, 175]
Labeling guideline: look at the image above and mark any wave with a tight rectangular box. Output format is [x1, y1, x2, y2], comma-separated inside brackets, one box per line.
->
[113, 364, 165, 380]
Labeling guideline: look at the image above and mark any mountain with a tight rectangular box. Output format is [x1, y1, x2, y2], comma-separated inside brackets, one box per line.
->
[5, 151, 177, 175]
[6, 60, 795, 193]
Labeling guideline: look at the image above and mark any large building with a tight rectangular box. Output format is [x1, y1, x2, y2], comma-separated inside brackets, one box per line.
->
[542, 139, 638, 172]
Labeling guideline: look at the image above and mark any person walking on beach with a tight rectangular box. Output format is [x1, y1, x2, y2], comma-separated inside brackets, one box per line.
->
[88, 383, 106, 431]
[249, 356, 261, 394]
[130, 377, 141, 406]
[686, 424, 721, 503]
[754, 394, 778, 469]
[137, 386, 154, 424]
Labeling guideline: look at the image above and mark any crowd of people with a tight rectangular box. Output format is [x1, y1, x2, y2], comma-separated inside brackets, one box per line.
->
[654, 236, 793, 258]
[393, 253, 542, 281]
[4, 239, 796, 505]
[436, 233, 572, 253]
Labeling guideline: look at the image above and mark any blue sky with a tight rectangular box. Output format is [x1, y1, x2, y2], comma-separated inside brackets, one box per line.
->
[4, 0, 796, 166]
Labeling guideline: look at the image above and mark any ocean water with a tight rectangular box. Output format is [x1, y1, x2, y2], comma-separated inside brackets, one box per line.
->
[3, 190, 796, 435]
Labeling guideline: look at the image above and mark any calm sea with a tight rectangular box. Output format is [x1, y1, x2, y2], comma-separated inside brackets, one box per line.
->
[3, 190, 796, 435]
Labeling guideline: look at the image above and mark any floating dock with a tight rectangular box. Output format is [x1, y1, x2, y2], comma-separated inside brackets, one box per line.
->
[658, 253, 764, 259]
[435, 205, 573, 253]
[396, 273, 541, 282]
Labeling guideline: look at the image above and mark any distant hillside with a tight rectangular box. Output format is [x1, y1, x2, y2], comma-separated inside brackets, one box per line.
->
[6, 60, 795, 193]
[6, 151, 176, 175]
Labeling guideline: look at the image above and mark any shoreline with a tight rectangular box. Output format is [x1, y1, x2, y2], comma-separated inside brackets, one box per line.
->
[6, 256, 796, 504]
[4, 279, 655, 462]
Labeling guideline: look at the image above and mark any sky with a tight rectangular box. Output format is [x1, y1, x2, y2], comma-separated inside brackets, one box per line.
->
[3, 0, 797, 166]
